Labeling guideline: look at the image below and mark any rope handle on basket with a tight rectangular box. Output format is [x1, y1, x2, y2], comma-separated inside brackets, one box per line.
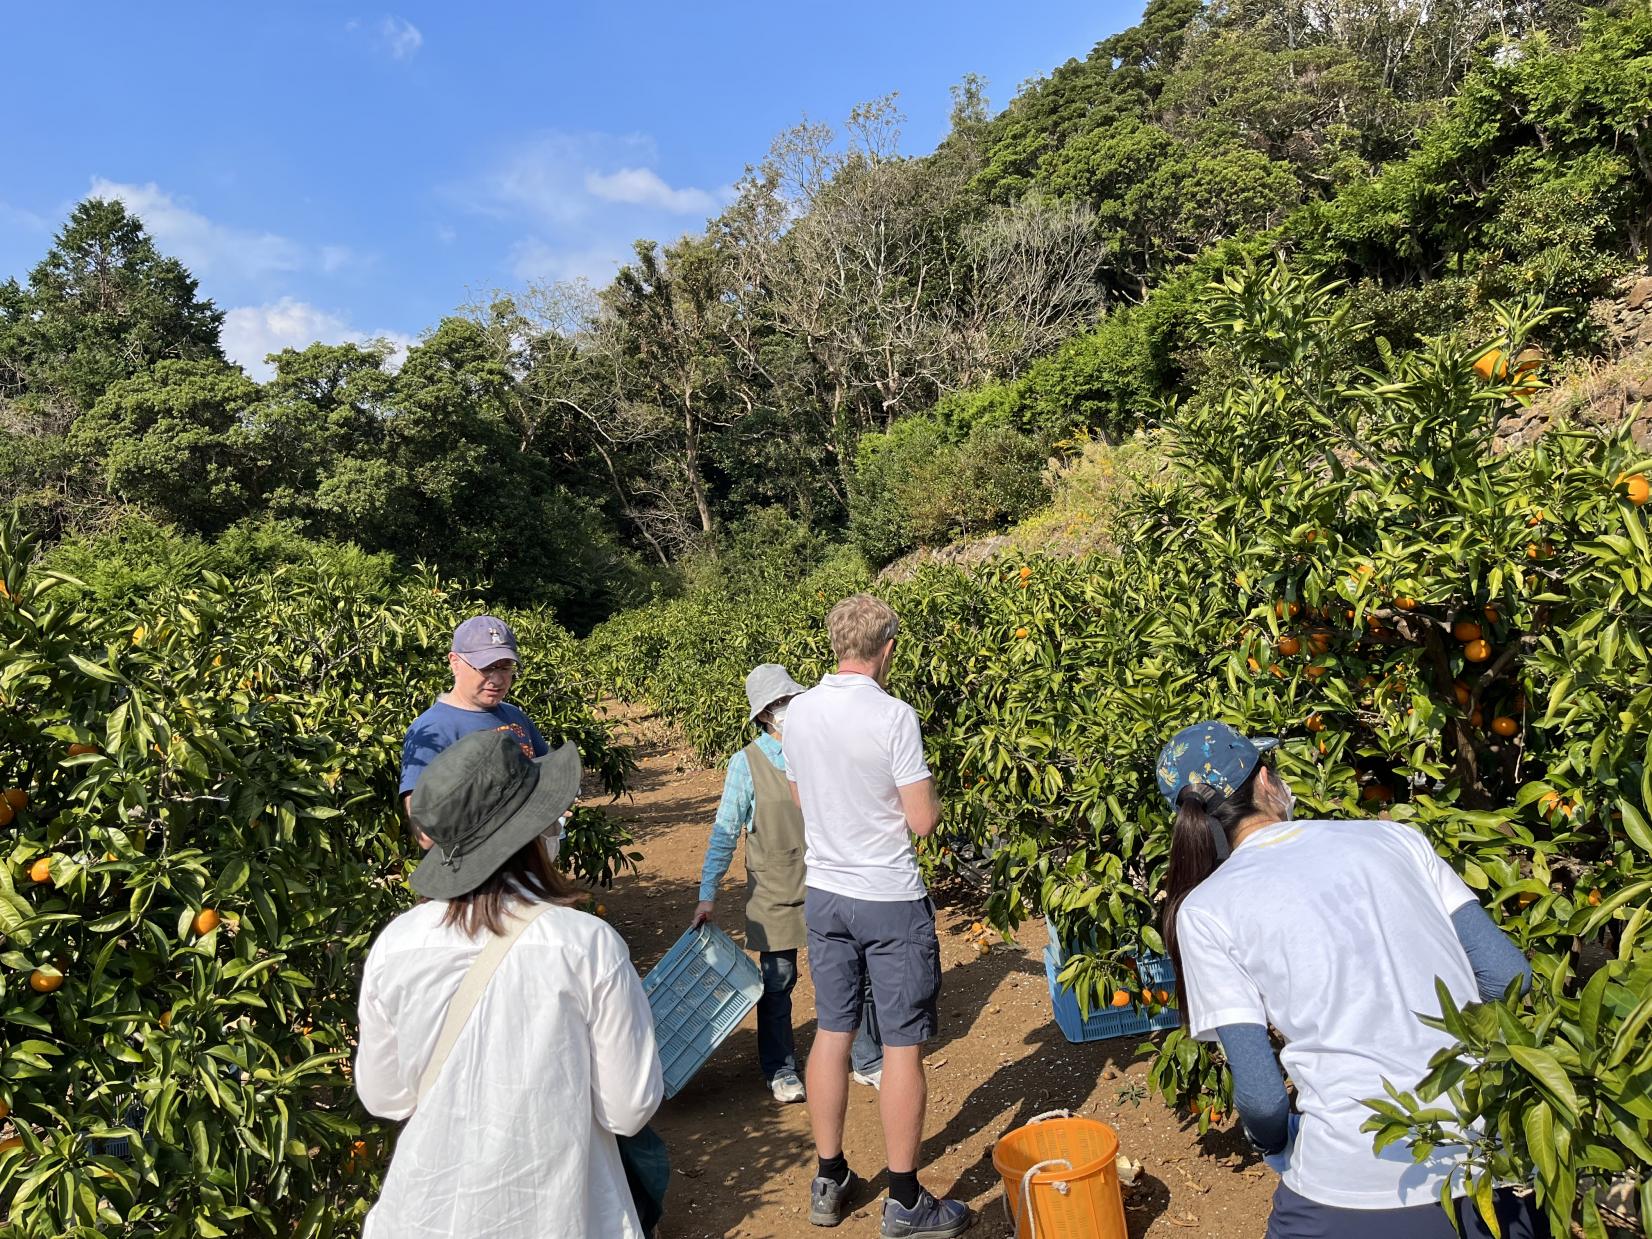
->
[1018, 1158, 1073, 1239]
[998, 1111, 1076, 1235]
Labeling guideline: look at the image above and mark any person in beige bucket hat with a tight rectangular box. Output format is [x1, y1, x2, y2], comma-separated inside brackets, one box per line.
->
[690, 663, 884, 1104]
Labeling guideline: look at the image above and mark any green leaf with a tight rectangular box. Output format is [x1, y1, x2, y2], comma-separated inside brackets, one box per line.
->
[1508, 1045, 1580, 1121]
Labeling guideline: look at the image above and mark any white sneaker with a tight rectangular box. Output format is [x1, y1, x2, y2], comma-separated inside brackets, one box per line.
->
[770, 1071, 805, 1103]
[851, 1068, 882, 1090]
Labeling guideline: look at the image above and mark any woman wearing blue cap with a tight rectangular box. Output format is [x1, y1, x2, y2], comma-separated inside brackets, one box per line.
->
[1155, 720, 1546, 1239]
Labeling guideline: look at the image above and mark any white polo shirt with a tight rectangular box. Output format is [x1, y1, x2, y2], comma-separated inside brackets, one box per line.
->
[783, 672, 932, 901]
[1177, 818, 1481, 1209]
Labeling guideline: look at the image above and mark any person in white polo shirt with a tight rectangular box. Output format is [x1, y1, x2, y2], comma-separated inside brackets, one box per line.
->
[783, 594, 969, 1239]
[1156, 720, 1544, 1239]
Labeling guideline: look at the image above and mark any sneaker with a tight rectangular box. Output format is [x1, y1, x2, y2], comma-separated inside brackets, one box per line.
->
[769, 1071, 806, 1103]
[850, 1067, 882, 1089]
[809, 1169, 859, 1227]
[880, 1189, 971, 1238]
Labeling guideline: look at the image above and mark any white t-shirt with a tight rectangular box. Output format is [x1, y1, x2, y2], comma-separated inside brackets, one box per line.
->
[355, 899, 663, 1238]
[783, 672, 932, 901]
[1177, 818, 1480, 1209]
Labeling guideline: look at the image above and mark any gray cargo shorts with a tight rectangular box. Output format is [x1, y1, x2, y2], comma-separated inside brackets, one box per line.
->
[805, 888, 941, 1047]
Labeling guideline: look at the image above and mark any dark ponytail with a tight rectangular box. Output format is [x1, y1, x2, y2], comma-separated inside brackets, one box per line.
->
[1162, 769, 1264, 1025]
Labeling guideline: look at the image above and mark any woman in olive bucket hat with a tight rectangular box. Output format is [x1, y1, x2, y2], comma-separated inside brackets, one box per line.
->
[1154, 721, 1543, 1239]
[355, 729, 664, 1238]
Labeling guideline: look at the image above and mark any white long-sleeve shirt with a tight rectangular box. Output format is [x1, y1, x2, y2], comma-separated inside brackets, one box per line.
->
[355, 898, 663, 1238]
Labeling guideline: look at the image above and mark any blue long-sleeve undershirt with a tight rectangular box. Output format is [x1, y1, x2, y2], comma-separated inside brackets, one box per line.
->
[1216, 901, 1531, 1157]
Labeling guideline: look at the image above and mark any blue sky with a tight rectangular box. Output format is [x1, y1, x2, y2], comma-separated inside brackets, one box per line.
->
[2, 2, 1137, 378]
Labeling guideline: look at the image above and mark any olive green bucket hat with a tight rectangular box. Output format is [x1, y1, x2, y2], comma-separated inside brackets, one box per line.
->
[409, 729, 582, 900]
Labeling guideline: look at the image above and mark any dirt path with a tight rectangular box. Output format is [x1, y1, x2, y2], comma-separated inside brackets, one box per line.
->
[600, 706, 1275, 1239]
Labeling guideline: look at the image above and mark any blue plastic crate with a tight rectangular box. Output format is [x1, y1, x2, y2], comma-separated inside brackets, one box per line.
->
[1043, 945, 1180, 1043]
[642, 924, 763, 1099]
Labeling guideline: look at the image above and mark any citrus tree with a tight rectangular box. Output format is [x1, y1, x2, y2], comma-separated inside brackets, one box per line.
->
[586, 259, 1652, 1229]
[0, 521, 633, 1236]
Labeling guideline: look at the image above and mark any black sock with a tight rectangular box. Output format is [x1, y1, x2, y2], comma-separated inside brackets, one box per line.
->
[818, 1154, 849, 1186]
[888, 1169, 921, 1209]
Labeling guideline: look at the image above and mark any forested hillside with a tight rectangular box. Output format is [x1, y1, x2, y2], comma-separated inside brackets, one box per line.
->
[3, 0, 1646, 614]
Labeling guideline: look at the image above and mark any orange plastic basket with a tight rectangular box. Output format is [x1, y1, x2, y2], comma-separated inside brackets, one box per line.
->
[992, 1110, 1128, 1239]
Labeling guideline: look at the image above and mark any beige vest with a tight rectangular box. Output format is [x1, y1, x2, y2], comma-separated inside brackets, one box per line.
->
[743, 740, 807, 952]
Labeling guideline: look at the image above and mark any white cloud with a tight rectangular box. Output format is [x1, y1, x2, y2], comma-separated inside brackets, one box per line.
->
[88, 178, 355, 284]
[451, 131, 732, 291]
[348, 15, 423, 60]
[223, 298, 415, 381]
[585, 168, 721, 215]
[0, 200, 50, 234]
[378, 16, 423, 60]
[509, 239, 628, 286]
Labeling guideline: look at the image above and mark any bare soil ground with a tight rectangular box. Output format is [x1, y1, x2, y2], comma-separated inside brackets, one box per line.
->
[599, 705, 1275, 1239]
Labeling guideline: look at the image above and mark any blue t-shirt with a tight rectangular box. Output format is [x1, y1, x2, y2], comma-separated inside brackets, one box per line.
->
[399, 699, 548, 797]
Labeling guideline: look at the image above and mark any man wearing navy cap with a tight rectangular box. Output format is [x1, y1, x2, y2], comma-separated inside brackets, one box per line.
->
[398, 615, 549, 841]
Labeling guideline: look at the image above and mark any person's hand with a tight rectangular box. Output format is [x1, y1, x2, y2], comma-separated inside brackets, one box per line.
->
[1262, 1113, 1301, 1175]
[690, 901, 715, 928]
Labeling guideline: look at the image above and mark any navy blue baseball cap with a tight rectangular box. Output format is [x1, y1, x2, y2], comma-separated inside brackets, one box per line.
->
[451, 615, 520, 669]
[1156, 721, 1280, 809]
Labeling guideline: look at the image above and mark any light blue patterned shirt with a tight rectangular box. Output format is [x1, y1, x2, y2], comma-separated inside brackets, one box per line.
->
[697, 731, 785, 902]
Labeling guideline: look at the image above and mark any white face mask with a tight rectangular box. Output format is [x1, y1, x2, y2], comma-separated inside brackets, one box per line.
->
[767, 701, 789, 730]
[541, 812, 570, 861]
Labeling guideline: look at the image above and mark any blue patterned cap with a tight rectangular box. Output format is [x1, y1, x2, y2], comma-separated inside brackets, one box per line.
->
[1156, 721, 1280, 809]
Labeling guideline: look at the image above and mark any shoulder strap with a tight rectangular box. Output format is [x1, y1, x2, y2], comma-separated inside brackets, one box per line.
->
[416, 901, 554, 1105]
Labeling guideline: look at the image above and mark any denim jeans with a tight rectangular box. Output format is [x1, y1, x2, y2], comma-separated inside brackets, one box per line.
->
[758, 949, 882, 1082]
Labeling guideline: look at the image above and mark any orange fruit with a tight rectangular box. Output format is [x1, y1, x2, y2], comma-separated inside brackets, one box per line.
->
[1527, 510, 1545, 526]
[1305, 714, 1325, 733]
[0, 803, 12, 828]
[158, 1009, 173, 1029]
[1453, 681, 1472, 707]
[1483, 606, 1501, 626]
[1018, 565, 1032, 580]
[1140, 990, 1152, 1005]
[1307, 630, 1332, 654]
[1621, 474, 1650, 506]
[1274, 600, 1301, 619]
[28, 857, 52, 883]
[1246, 657, 1261, 673]
[1470, 708, 1484, 728]
[1268, 663, 1285, 678]
[1464, 639, 1492, 663]
[1527, 540, 1555, 561]
[0, 1137, 21, 1152]
[29, 968, 62, 993]
[1516, 891, 1539, 909]
[1277, 636, 1302, 657]
[193, 908, 221, 936]
[1394, 596, 1417, 611]
[595, 904, 607, 918]
[1, 789, 26, 813]
[969, 922, 983, 935]
[1014, 627, 1028, 640]
[1452, 620, 1482, 643]
[67, 743, 97, 757]
[1155, 989, 1170, 1004]
[1538, 791, 1563, 815]
[1361, 784, 1393, 804]
[1305, 665, 1328, 680]
[1491, 716, 1518, 738]
[1588, 888, 1602, 906]
[1473, 349, 1504, 381]
[1110, 989, 1131, 1008]
[1208, 1107, 1221, 1124]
